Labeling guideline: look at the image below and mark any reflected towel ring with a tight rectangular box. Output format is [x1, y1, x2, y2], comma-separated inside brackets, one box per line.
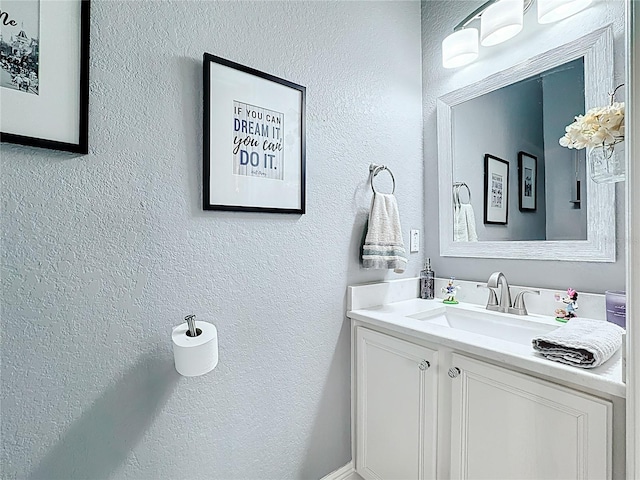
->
[453, 182, 471, 205]
[369, 164, 396, 194]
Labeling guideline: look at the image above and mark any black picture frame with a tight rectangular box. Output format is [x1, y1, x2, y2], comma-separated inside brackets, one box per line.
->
[518, 151, 537, 211]
[484, 154, 509, 225]
[0, 0, 90, 154]
[203, 53, 306, 214]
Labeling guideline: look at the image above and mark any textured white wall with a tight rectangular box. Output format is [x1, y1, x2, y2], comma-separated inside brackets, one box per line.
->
[0, 2, 424, 479]
[422, 0, 626, 293]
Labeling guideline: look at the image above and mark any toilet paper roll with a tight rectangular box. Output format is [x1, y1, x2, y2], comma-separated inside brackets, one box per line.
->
[172, 321, 218, 377]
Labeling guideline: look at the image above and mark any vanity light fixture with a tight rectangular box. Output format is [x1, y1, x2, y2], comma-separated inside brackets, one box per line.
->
[442, 0, 593, 68]
[442, 0, 532, 68]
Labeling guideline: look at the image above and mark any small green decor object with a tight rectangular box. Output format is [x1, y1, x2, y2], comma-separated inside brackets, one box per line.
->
[442, 277, 460, 305]
[554, 288, 578, 323]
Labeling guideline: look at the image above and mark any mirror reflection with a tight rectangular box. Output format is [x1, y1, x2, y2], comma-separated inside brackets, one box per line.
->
[451, 58, 586, 242]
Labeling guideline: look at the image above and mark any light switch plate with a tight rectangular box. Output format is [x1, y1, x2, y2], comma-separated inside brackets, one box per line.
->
[410, 229, 420, 253]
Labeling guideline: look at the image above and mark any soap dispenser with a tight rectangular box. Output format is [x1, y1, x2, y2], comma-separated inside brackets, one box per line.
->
[420, 258, 435, 299]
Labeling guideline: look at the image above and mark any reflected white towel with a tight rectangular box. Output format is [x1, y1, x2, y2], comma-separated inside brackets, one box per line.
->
[453, 204, 478, 242]
[362, 193, 407, 274]
[532, 318, 624, 368]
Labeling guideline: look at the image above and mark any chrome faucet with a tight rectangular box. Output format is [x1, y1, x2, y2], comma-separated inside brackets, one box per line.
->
[478, 271, 540, 315]
[486, 271, 512, 313]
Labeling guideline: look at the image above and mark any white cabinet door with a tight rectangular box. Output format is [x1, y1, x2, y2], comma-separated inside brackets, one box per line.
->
[356, 327, 438, 480]
[449, 353, 612, 480]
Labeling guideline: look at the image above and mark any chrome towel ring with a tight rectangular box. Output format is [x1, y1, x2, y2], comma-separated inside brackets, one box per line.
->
[453, 182, 471, 206]
[369, 164, 396, 194]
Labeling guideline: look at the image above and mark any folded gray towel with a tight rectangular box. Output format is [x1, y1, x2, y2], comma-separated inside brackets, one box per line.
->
[532, 318, 624, 368]
[362, 193, 407, 274]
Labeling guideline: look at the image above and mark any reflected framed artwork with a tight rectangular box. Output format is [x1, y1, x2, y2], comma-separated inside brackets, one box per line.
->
[484, 154, 509, 225]
[203, 53, 306, 214]
[518, 151, 537, 212]
[0, 0, 90, 154]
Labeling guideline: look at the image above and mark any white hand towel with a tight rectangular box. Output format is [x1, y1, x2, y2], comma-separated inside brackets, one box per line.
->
[362, 193, 407, 274]
[453, 205, 467, 242]
[532, 318, 624, 368]
[453, 204, 478, 242]
[462, 204, 478, 242]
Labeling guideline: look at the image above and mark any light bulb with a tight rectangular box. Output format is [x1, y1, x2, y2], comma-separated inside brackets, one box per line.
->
[442, 28, 479, 69]
[480, 0, 524, 47]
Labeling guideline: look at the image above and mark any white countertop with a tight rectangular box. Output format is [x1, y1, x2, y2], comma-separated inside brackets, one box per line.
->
[348, 297, 625, 398]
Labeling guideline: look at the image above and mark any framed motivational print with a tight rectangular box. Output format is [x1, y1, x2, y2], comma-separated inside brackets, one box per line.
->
[484, 153, 509, 225]
[203, 53, 306, 214]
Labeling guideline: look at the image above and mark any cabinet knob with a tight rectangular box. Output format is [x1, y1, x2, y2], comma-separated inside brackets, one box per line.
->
[418, 360, 430, 371]
[448, 367, 461, 378]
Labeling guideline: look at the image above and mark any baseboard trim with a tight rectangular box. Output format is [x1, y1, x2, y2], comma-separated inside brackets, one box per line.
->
[321, 461, 356, 480]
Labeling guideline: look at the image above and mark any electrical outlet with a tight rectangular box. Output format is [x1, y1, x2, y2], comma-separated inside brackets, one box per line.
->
[410, 229, 420, 253]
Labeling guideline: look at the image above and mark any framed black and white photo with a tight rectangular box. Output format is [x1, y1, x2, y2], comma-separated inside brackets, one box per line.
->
[0, 0, 90, 154]
[518, 151, 537, 211]
[203, 53, 306, 214]
[484, 154, 509, 225]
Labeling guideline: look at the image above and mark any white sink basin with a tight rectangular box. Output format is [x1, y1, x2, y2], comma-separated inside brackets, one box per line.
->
[408, 306, 560, 346]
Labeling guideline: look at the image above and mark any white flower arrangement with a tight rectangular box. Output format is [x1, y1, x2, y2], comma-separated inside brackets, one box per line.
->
[559, 102, 625, 150]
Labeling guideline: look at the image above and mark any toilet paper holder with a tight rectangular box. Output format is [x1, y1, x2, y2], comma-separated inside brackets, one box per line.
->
[172, 314, 218, 376]
[185, 314, 200, 337]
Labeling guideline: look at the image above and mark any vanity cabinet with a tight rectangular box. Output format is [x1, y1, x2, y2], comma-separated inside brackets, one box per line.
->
[448, 353, 611, 480]
[355, 327, 438, 480]
[354, 327, 613, 480]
